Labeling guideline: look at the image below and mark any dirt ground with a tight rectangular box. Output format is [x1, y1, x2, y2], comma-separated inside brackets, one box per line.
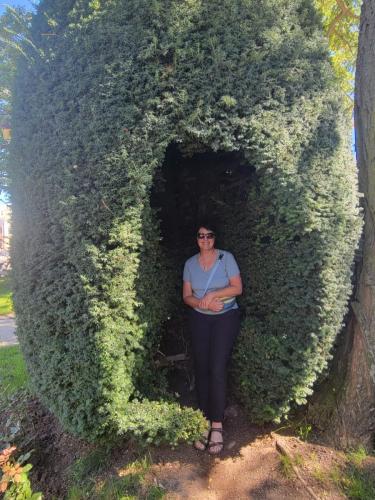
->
[3, 393, 370, 500]
[146, 405, 347, 500]
[5, 400, 358, 500]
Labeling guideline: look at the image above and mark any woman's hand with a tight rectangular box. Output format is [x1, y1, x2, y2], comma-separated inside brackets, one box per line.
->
[208, 299, 224, 312]
[198, 293, 224, 312]
[198, 292, 216, 310]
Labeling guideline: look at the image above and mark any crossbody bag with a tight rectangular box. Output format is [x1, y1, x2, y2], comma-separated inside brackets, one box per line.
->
[202, 252, 236, 311]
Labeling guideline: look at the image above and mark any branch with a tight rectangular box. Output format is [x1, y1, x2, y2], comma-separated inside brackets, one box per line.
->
[331, 27, 356, 57]
[336, 0, 360, 20]
[328, 1, 360, 38]
[155, 353, 188, 367]
[327, 9, 345, 38]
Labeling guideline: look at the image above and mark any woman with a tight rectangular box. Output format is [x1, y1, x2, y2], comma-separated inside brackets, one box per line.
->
[183, 222, 242, 454]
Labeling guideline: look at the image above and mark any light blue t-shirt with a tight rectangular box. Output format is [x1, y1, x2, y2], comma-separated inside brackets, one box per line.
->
[183, 249, 240, 315]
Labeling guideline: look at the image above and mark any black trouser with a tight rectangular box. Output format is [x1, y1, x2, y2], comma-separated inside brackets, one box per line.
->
[189, 308, 240, 422]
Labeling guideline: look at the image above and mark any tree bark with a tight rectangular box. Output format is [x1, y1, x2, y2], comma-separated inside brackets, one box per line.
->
[351, 0, 375, 447]
[308, 0, 375, 450]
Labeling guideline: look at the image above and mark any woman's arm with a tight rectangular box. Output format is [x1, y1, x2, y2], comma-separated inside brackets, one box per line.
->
[182, 281, 200, 308]
[198, 274, 242, 310]
[183, 281, 224, 312]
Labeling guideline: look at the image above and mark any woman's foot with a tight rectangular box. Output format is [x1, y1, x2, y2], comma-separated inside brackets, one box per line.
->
[194, 428, 210, 451]
[208, 425, 223, 455]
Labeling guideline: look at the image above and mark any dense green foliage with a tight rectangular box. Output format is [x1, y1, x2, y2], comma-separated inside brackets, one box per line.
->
[10, 0, 361, 439]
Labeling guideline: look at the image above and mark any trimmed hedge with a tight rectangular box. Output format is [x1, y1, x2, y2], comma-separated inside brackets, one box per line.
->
[10, 0, 361, 440]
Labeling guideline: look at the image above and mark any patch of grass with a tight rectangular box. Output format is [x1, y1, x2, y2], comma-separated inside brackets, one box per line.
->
[69, 477, 164, 500]
[145, 485, 165, 500]
[0, 276, 13, 315]
[67, 451, 165, 500]
[274, 417, 313, 442]
[340, 470, 375, 500]
[69, 447, 111, 485]
[312, 465, 328, 485]
[296, 423, 312, 442]
[279, 454, 295, 479]
[98, 474, 163, 499]
[279, 451, 305, 479]
[0, 345, 28, 396]
[293, 453, 304, 467]
[321, 448, 375, 500]
[347, 446, 368, 467]
[335, 448, 375, 500]
[309, 447, 375, 500]
[328, 465, 342, 488]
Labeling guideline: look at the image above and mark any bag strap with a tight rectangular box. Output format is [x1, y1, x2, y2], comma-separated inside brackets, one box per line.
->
[203, 252, 224, 296]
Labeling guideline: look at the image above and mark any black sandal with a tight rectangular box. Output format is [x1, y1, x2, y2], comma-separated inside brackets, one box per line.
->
[208, 427, 224, 455]
[194, 431, 210, 451]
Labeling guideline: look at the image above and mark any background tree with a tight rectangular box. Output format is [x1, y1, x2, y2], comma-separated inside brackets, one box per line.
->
[0, 6, 32, 193]
[308, 0, 375, 450]
[349, 0, 375, 449]
[315, 0, 360, 100]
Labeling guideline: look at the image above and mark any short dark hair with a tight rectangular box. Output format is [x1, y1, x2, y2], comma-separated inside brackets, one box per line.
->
[196, 221, 217, 236]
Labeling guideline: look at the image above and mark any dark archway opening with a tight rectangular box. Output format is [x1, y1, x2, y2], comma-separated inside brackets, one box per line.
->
[153, 144, 254, 261]
[150, 143, 256, 401]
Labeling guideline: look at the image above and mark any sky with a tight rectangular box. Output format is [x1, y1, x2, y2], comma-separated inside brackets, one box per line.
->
[0, 0, 37, 15]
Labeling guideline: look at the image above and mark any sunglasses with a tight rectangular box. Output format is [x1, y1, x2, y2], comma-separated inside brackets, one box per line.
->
[197, 232, 215, 240]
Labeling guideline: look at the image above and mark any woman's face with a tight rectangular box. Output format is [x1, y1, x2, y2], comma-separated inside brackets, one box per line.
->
[197, 226, 216, 251]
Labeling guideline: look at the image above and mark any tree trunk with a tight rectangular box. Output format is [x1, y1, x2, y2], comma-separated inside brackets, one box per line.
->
[308, 0, 375, 450]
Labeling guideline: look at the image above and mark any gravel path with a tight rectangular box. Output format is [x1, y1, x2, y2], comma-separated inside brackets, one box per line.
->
[0, 315, 17, 346]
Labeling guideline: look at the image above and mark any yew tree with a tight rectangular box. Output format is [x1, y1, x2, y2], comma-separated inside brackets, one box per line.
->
[9, 0, 361, 442]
